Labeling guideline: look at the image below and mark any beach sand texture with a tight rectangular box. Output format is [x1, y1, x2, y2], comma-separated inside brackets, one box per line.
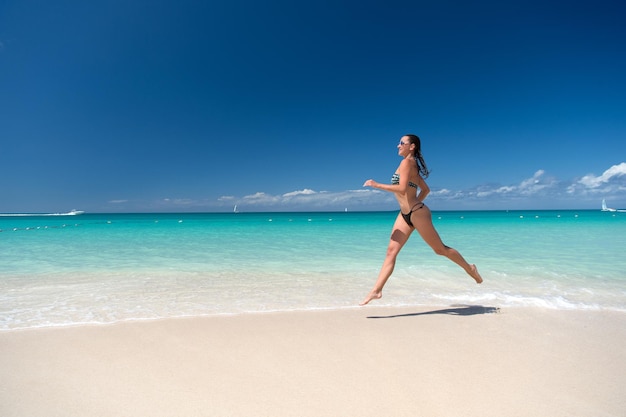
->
[1, 306, 625, 417]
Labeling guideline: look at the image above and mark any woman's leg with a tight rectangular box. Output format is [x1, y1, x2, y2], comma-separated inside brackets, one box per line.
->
[411, 206, 483, 284]
[360, 213, 413, 305]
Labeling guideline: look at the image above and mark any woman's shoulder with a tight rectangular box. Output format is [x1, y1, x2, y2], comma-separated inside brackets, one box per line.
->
[398, 158, 414, 168]
[399, 157, 418, 172]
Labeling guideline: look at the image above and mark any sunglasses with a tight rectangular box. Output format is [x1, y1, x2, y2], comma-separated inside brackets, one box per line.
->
[399, 140, 410, 146]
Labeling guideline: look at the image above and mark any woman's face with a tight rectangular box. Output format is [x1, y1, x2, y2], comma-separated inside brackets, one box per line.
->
[397, 136, 413, 156]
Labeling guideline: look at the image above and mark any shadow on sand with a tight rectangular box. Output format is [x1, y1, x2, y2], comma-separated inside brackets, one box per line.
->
[367, 304, 500, 319]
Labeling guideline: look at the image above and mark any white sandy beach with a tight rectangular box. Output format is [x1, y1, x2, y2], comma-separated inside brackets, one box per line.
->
[1, 306, 625, 417]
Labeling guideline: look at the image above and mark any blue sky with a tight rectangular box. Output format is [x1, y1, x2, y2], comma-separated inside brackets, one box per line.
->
[1, 0, 625, 213]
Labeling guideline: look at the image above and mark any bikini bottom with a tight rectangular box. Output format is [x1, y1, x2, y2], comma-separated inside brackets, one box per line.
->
[401, 202, 425, 227]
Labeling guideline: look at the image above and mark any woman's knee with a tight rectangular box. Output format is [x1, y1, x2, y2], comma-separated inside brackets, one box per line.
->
[432, 244, 450, 256]
[386, 245, 401, 258]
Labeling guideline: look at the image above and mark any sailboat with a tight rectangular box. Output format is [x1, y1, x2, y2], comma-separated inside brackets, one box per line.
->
[601, 199, 615, 212]
[602, 199, 626, 212]
[233, 204, 239, 213]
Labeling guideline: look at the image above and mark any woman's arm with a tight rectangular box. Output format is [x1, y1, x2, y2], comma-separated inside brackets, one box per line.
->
[363, 160, 411, 194]
[416, 175, 430, 201]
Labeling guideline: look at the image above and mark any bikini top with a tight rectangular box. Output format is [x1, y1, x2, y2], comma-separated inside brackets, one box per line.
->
[391, 173, 418, 189]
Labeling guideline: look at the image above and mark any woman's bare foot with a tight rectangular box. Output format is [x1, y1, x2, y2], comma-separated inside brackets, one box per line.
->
[469, 264, 483, 284]
[359, 291, 382, 306]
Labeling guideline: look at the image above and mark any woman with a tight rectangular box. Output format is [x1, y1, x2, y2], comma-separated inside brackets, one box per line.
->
[360, 134, 482, 306]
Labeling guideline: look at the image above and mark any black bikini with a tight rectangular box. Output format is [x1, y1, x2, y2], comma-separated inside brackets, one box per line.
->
[391, 173, 425, 227]
[401, 202, 425, 227]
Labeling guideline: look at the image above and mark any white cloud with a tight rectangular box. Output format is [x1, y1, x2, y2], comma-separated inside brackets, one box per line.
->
[449, 163, 626, 208]
[282, 189, 317, 197]
[143, 163, 626, 212]
[497, 186, 515, 193]
[162, 198, 194, 205]
[227, 170, 562, 210]
[517, 169, 556, 195]
[223, 188, 394, 211]
[244, 192, 269, 199]
[577, 162, 626, 188]
[242, 192, 281, 205]
[453, 170, 558, 201]
[431, 188, 451, 196]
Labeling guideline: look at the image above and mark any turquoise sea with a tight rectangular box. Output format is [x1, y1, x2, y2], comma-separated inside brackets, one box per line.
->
[1, 210, 625, 330]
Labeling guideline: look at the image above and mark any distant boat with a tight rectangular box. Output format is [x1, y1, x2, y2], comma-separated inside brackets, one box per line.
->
[601, 199, 626, 213]
[601, 199, 615, 212]
[233, 205, 239, 213]
[0, 210, 84, 217]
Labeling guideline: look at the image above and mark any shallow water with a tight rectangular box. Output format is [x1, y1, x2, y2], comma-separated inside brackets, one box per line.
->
[1, 210, 625, 330]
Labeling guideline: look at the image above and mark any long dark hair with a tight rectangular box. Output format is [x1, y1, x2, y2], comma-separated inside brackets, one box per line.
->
[405, 134, 430, 178]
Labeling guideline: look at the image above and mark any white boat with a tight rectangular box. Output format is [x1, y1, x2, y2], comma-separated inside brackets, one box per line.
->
[601, 199, 615, 212]
[601, 199, 626, 213]
[0, 210, 85, 217]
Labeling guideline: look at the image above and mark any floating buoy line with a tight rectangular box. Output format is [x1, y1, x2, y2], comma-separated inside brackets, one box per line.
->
[1, 215, 341, 233]
[0, 218, 190, 233]
[0, 223, 82, 233]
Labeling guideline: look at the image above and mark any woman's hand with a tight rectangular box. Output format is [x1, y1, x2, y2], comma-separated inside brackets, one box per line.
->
[363, 179, 377, 188]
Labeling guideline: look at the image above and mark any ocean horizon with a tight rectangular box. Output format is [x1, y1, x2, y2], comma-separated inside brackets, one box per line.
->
[2, 209, 625, 330]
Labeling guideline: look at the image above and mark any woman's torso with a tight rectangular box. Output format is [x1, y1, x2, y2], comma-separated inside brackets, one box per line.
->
[391, 159, 422, 213]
